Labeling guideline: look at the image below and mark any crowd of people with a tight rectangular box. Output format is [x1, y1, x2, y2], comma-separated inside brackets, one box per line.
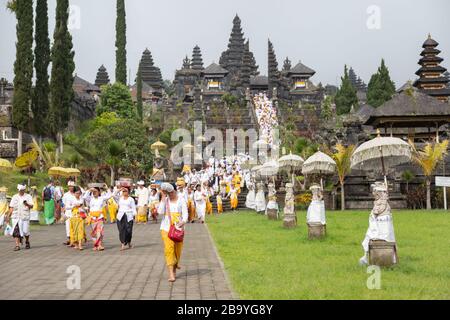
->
[0, 155, 260, 282]
[253, 93, 279, 146]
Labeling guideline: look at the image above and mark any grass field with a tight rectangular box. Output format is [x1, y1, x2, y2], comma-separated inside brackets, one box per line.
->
[207, 210, 450, 300]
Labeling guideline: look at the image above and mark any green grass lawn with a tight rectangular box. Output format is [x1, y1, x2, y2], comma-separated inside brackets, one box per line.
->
[207, 210, 450, 300]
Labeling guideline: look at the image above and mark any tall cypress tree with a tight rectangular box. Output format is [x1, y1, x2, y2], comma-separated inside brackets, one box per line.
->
[367, 59, 396, 107]
[136, 66, 143, 122]
[115, 0, 127, 84]
[335, 65, 358, 115]
[33, 0, 50, 137]
[49, 0, 75, 139]
[12, 0, 34, 140]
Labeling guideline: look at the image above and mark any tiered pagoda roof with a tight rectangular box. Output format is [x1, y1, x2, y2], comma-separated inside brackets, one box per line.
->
[219, 15, 246, 75]
[348, 67, 367, 92]
[191, 45, 204, 71]
[139, 48, 163, 90]
[413, 34, 450, 102]
[282, 57, 292, 72]
[94, 65, 110, 87]
[241, 40, 259, 87]
[268, 39, 279, 90]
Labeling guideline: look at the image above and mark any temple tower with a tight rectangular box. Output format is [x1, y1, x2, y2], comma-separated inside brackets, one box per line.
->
[95, 65, 110, 87]
[139, 48, 163, 90]
[413, 34, 450, 102]
[268, 39, 279, 95]
[191, 45, 204, 71]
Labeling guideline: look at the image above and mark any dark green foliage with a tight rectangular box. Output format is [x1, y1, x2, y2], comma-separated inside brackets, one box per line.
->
[115, 0, 127, 84]
[49, 0, 75, 138]
[97, 82, 135, 119]
[321, 96, 334, 120]
[367, 59, 396, 107]
[12, 0, 34, 132]
[32, 0, 50, 136]
[335, 65, 358, 115]
[136, 67, 143, 122]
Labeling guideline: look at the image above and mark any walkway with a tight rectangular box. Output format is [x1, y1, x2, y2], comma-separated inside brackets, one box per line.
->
[0, 221, 237, 300]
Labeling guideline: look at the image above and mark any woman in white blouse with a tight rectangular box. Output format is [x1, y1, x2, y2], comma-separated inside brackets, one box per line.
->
[158, 183, 188, 282]
[116, 187, 137, 251]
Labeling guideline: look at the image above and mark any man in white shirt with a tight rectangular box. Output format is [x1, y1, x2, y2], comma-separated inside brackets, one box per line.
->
[136, 181, 149, 224]
[7, 184, 33, 251]
[62, 181, 76, 245]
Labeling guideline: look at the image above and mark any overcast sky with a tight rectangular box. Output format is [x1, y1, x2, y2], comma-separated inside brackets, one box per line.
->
[1, 0, 449, 88]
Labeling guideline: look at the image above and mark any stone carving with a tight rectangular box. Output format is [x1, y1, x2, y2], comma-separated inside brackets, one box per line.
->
[307, 184, 327, 239]
[283, 183, 296, 228]
[360, 182, 397, 266]
[266, 182, 279, 220]
[254, 182, 266, 213]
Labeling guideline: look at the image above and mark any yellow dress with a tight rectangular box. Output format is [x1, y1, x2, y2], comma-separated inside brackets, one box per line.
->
[187, 197, 196, 221]
[161, 211, 183, 267]
[233, 175, 242, 194]
[216, 195, 223, 214]
[108, 197, 118, 223]
[206, 196, 213, 215]
[70, 207, 85, 245]
[230, 190, 238, 209]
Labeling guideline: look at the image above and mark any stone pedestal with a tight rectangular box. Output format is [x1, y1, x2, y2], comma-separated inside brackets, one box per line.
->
[267, 209, 278, 220]
[307, 223, 326, 240]
[283, 213, 297, 229]
[369, 240, 397, 267]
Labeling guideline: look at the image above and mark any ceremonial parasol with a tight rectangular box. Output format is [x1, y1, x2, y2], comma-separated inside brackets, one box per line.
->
[302, 151, 337, 189]
[259, 160, 280, 183]
[351, 134, 412, 188]
[151, 140, 168, 157]
[63, 167, 81, 178]
[278, 153, 305, 185]
[0, 158, 13, 172]
[48, 166, 67, 177]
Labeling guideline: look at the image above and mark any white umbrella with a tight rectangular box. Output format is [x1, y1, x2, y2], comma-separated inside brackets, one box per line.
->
[351, 135, 412, 187]
[302, 151, 336, 189]
[259, 161, 279, 184]
[278, 153, 305, 185]
[302, 151, 336, 175]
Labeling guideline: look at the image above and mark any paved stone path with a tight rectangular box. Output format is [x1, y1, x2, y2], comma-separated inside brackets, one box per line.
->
[0, 220, 237, 300]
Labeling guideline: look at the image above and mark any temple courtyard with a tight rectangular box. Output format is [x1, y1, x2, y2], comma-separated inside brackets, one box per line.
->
[0, 210, 448, 300]
[208, 210, 450, 300]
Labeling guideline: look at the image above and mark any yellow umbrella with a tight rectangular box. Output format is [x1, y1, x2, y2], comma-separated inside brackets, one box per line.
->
[48, 166, 67, 177]
[0, 158, 13, 171]
[14, 150, 39, 169]
[151, 140, 168, 151]
[63, 167, 81, 177]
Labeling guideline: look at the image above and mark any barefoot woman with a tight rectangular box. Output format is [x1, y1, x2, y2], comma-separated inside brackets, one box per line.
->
[158, 183, 188, 282]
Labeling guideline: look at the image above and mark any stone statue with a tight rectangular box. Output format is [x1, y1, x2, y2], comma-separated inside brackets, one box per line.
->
[245, 181, 256, 210]
[151, 156, 167, 182]
[254, 182, 266, 213]
[283, 183, 296, 228]
[265, 182, 279, 220]
[359, 182, 397, 266]
[307, 184, 326, 225]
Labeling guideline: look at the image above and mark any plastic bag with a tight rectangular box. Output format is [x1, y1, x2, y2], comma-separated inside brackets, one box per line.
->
[4, 224, 13, 236]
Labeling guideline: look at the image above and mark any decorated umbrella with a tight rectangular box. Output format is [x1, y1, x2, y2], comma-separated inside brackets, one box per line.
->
[351, 134, 412, 188]
[151, 140, 168, 157]
[63, 167, 81, 178]
[278, 153, 305, 185]
[15, 149, 39, 186]
[0, 158, 13, 172]
[48, 166, 67, 178]
[259, 160, 280, 184]
[302, 151, 337, 189]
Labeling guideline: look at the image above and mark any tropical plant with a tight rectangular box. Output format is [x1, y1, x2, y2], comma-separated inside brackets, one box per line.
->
[106, 140, 124, 186]
[331, 143, 356, 211]
[410, 140, 449, 210]
[401, 170, 415, 193]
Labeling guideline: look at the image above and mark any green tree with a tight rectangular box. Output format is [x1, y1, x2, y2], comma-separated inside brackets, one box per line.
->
[106, 140, 124, 186]
[136, 66, 143, 122]
[115, 0, 127, 84]
[49, 0, 75, 144]
[331, 143, 355, 211]
[97, 83, 135, 119]
[11, 0, 34, 155]
[32, 0, 50, 137]
[321, 95, 334, 120]
[335, 65, 358, 115]
[367, 59, 396, 107]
